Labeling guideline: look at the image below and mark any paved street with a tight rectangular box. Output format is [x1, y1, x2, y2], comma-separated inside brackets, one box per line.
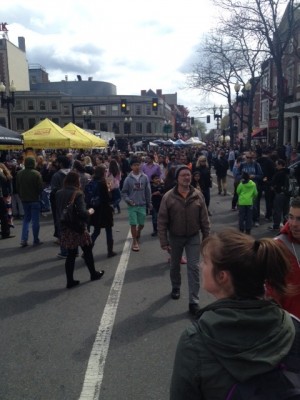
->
[0, 176, 276, 400]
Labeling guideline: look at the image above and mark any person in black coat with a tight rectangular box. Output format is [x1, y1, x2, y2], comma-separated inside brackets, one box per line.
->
[88, 165, 116, 258]
[55, 171, 104, 289]
[214, 150, 229, 195]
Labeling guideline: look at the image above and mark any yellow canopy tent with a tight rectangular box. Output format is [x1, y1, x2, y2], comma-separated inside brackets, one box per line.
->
[62, 123, 106, 148]
[81, 128, 107, 148]
[22, 118, 89, 149]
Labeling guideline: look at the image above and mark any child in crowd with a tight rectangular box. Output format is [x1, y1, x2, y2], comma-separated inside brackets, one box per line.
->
[236, 171, 258, 235]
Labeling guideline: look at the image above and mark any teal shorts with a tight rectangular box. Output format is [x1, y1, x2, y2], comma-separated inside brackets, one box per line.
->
[127, 205, 146, 226]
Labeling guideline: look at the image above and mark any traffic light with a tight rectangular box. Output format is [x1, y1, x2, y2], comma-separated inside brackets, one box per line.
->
[121, 99, 127, 113]
[206, 115, 210, 123]
[152, 98, 158, 112]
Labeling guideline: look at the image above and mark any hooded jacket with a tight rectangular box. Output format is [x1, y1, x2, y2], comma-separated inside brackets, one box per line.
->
[121, 171, 151, 207]
[266, 222, 300, 319]
[236, 178, 258, 206]
[170, 298, 295, 400]
[16, 157, 43, 202]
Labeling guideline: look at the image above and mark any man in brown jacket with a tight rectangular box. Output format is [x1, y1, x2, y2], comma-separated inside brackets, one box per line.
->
[158, 165, 210, 315]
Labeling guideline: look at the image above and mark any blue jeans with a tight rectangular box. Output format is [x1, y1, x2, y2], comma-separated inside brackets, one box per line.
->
[238, 205, 253, 233]
[21, 201, 41, 243]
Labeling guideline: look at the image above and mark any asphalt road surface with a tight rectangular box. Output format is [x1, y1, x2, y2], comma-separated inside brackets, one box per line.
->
[0, 175, 276, 400]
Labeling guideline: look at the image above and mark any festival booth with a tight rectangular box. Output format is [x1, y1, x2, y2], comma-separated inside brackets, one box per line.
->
[0, 125, 23, 150]
[22, 118, 90, 149]
[185, 137, 206, 146]
[62, 123, 107, 148]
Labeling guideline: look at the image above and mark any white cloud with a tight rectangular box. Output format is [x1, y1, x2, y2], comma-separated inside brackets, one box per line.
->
[2, 0, 220, 114]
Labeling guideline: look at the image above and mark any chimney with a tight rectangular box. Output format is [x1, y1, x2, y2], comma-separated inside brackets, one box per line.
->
[156, 89, 162, 97]
[141, 90, 146, 96]
[18, 37, 26, 52]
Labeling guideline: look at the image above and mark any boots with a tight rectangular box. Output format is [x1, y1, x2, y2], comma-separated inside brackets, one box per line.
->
[107, 240, 117, 258]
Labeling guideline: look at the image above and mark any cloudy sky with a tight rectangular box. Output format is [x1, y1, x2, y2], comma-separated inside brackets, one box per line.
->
[2, 0, 219, 119]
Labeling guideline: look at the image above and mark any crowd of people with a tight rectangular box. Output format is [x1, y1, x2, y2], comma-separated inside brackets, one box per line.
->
[1, 140, 300, 397]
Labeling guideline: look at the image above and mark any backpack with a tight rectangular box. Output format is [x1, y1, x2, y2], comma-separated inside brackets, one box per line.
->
[84, 180, 101, 208]
[226, 315, 300, 400]
[226, 368, 300, 399]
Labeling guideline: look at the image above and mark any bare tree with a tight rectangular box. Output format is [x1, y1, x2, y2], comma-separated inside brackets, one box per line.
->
[212, 0, 300, 146]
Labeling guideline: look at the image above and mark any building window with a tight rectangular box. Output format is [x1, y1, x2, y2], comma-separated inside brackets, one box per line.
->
[297, 63, 300, 86]
[40, 100, 46, 111]
[51, 100, 58, 110]
[28, 100, 34, 111]
[261, 100, 269, 124]
[52, 118, 59, 125]
[100, 105, 106, 115]
[100, 123, 108, 131]
[135, 105, 141, 115]
[15, 99, 22, 111]
[63, 105, 69, 115]
[112, 105, 118, 116]
[136, 122, 142, 133]
[16, 118, 24, 130]
[146, 122, 152, 133]
[28, 118, 36, 129]
[112, 122, 120, 134]
[146, 105, 151, 116]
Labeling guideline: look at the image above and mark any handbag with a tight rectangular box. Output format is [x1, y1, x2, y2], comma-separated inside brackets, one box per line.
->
[61, 191, 85, 233]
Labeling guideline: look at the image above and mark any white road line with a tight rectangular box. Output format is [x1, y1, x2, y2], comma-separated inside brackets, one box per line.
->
[79, 230, 132, 400]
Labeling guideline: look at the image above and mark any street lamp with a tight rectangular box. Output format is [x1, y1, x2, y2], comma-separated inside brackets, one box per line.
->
[124, 116, 132, 140]
[234, 80, 251, 134]
[163, 119, 172, 140]
[82, 109, 93, 128]
[213, 105, 223, 130]
[0, 80, 16, 130]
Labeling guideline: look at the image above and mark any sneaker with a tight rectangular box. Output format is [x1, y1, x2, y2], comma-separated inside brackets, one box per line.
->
[57, 253, 67, 259]
[171, 288, 180, 300]
[189, 303, 201, 316]
[231, 207, 237, 211]
[254, 222, 260, 227]
[1, 234, 15, 239]
[20, 241, 28, 247]
[151, 231, 158, 237]
[180, 256, 187, 264]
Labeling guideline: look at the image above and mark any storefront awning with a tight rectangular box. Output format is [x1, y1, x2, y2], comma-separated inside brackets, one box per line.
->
[252, 128, 267, 138]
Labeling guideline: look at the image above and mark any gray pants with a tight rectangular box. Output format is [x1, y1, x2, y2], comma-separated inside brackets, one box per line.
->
[169, 232, 200, 304]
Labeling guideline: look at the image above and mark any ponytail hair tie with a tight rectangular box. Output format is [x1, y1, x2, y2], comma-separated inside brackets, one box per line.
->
[253, 240, 260, 251]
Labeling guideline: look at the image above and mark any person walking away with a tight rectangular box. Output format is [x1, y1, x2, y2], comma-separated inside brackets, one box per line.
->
[158, 165, 210, 316]
[170, 228, 298, 400]
[236, 172, 258, 235]
[150, 173, 164, 236]
[266, 196, 300, 318]
[56, 171, 104, 289]
[107, 158, 122, 214]
[256, 148, 276, 221]
[238, 151, 263, 227]
[50, 155, 71, 243]
[122, 157, 152, 252]
[193, 155, 212, 216]
[16, 157, 43, 247]
[0, 164, 14, 239]
[231, 156, 243, 211]
[87, 165, 117, 258]
[268, 159, 290, 231]
[214, 150, 229, 195]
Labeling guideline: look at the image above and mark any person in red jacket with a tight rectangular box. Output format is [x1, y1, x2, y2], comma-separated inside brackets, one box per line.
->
[267, 196, 300, 318]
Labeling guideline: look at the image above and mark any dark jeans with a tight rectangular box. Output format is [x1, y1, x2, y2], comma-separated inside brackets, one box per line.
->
[201, 188, 210, 209]
[258, 182, 274, 219]
[0, 196, 10, 237]
[90, 226, 113, 245]
[152, 208, 158, 231]
[239, 205, 253, 233]
[272, 193, 290, 228]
